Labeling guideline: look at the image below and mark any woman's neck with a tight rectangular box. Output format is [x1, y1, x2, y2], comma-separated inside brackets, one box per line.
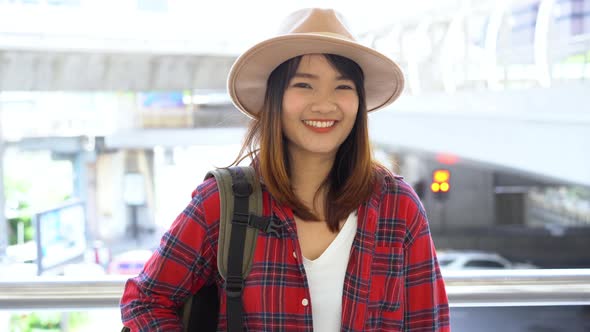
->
[288, 150, 335, 214]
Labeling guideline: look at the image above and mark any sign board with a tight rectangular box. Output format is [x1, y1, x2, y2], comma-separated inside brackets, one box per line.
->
[35, 201, 87, 275]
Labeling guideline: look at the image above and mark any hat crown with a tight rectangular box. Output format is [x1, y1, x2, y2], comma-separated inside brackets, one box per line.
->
[277, 8, 355, 41]
[227, 8, 404, 118]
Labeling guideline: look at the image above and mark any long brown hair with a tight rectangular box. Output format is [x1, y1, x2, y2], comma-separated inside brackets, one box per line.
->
[232, 54, 381, 232]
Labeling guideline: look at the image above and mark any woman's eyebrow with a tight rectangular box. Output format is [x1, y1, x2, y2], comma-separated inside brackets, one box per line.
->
[293, 72, 318, 79]
[293, 72, 351, 80]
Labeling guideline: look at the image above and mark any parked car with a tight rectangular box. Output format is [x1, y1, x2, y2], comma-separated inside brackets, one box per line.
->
[437, 250, 537, 270]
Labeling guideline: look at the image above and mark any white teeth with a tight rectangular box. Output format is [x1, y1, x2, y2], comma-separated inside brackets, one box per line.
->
[303, 120, 335, 128]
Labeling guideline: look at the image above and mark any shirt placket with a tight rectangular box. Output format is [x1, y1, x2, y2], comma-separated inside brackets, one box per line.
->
[271, 200, 314, 331]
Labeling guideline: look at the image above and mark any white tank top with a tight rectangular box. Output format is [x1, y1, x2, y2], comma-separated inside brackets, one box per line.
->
[302, 212, 357, 332]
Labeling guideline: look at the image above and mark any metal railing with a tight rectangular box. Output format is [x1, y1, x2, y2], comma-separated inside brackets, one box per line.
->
[1, 269, 589, 311]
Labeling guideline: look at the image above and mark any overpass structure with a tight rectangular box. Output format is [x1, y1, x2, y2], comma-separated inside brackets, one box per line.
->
[371, 83, 590, 187]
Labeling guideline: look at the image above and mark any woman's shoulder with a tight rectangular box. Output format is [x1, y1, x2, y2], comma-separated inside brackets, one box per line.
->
[192, 175, 221, 200]
[186, 176, 222, 225]
[373, 165, 412, 194]
[373, 165, 424, 211]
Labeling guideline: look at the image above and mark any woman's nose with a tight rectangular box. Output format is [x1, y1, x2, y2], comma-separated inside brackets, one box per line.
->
[310, 94, 337, 113]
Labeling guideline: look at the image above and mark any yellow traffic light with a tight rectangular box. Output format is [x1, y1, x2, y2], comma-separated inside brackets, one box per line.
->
[433, 170, 450, 183]
[431, 169, 451, 197]
[431, 182, 440, 192]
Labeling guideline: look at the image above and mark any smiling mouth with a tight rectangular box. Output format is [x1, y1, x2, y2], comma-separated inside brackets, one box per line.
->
[302, 120, 336, 128]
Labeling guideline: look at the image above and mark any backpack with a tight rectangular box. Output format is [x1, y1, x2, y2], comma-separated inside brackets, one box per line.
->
[122, 166, 282, 332]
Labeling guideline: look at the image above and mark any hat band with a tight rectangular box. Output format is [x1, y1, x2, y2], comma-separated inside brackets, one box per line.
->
[297, 31, 355, 41]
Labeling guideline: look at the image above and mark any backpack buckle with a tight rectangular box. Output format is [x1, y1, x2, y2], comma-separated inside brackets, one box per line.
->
[232, 212, 250, 226]
[264, 218, 283, 237]
[247, 215, 283, 237]
[225, 275, 244, 298]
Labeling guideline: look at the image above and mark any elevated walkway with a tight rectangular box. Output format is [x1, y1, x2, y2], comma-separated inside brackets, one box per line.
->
[371, 83, 590, 187]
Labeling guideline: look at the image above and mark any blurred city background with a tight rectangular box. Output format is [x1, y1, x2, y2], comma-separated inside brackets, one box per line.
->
[0, 0, 589, 331]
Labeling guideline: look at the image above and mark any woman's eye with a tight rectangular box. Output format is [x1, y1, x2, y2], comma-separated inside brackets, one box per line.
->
[293, 82, 311, 88]
[337, 84, 354, 90]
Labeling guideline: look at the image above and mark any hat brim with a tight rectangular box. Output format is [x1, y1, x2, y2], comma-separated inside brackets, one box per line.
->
[227, 33, 405, 119]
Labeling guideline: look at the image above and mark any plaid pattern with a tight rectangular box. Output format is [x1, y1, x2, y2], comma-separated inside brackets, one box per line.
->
[120, 170, 450, 331]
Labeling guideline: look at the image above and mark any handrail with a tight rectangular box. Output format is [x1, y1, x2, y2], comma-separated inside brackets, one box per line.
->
[442, 269, 590, 307]
[1, 269, 589, 311]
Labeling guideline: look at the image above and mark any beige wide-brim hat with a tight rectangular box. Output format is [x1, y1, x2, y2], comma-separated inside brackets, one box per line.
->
[227, 8, 405, 119]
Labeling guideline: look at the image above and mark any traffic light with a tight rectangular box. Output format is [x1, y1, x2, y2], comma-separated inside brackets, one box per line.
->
[431, 169, 451, 201]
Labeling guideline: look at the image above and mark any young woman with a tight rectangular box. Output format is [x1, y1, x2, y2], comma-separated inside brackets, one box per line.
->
[121, 8, 449, 331]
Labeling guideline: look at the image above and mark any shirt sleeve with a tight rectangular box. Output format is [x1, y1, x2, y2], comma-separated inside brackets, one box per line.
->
[403, 198, 451, 331]
[120, 181, 219, 332]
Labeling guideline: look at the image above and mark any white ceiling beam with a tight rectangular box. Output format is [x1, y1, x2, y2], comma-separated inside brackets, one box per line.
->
[0, 50, 235, 91]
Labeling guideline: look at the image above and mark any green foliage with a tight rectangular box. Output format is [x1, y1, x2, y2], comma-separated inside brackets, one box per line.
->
[10, 312, 60, 332]
[4, 177, 34, 246]
[67, 312, 90, 331]
[3, 152, 76, 246]
[7, 215, 33, 246]
[563, 51, 590, 64]
[10, 312, 90, 332]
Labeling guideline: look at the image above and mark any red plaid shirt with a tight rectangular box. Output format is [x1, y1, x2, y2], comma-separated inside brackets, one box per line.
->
[120, 169, 450, 331]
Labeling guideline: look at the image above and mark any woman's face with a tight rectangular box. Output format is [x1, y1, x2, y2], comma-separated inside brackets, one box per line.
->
[281, 54, 359, 160]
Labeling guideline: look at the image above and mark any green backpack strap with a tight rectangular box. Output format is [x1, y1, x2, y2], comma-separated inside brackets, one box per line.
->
[205, 166, 262, 280]
[204, 166, 282, 332]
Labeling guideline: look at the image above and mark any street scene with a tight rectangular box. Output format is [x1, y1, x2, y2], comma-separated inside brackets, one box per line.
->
[1, 0, 589, 331]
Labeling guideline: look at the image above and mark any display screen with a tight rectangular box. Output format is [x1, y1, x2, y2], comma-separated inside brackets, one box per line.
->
[35, 201, 87, 275]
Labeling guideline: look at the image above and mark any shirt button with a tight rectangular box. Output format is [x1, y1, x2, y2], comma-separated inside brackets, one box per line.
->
[292, 251, 297, 259]
[301, 298, 309, 307]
